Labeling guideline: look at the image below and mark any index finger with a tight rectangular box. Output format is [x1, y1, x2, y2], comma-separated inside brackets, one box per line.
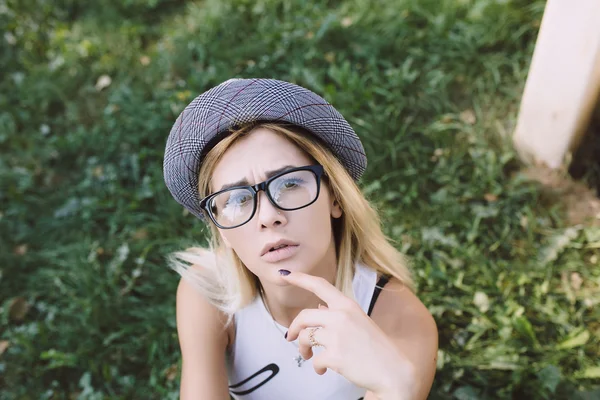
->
[278, 270, 351, 308]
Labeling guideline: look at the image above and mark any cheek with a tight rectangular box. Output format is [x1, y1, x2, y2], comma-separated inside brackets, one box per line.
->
[221, 228, 255, 258]
[293, 202, 334, 249]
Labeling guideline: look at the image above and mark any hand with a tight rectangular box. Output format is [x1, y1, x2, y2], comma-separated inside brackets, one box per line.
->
[281, 270, 416, 399]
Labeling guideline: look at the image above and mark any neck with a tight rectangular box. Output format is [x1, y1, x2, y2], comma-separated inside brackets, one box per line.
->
[259, 259, 337, 328]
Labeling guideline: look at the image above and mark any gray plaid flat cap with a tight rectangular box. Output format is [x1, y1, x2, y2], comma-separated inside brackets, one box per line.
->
[163, 78, 367, 220]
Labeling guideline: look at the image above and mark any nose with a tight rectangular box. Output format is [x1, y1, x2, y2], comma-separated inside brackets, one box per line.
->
[256, 191, 285, 229]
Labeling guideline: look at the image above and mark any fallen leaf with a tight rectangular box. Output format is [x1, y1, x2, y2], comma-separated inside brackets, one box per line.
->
[570, 272, 583, 290]
[132, 228, 148, 240]
[176, 90, 191, 101]
[40, 124, 51, 136]
[0, 340, 9, 356]
[484, 193, 498, 202]
[4, 32, 16, 45]
[520, 215, 529, 228]
[95, 75, 112, 91]
[139, 55, 151, 66]
[400, 234, 414, 245]
[460, 109, 476, 125]
[8, 297, 30, 321]
[474, 291, 490, 313]
[441, 114, 453, 123]
[14, 244, 28, 255]
[431, 148, 445, 162]
[164, 364, 178, 381]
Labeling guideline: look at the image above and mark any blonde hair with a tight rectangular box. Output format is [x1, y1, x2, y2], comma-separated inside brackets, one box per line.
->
[167, 122, 414, 320]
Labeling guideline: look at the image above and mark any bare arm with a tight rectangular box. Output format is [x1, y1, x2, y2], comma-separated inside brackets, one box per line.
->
[368, 279, 439, 399]
[176, 277, 231, 400]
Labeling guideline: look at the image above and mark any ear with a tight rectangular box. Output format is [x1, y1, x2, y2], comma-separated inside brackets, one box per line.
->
[330, 197, 343, 219]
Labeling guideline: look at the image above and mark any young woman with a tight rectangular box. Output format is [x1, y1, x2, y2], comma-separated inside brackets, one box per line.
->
[163, 78, 438, 400]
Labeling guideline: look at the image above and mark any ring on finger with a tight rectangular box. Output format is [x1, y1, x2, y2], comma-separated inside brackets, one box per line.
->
[308, 327, 322, 347]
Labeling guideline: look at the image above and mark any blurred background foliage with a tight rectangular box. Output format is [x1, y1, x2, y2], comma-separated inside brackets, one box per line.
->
[1, 0, 599, 398]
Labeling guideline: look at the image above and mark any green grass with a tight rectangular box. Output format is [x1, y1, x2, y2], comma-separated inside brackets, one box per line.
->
[1, 0, 599, 399]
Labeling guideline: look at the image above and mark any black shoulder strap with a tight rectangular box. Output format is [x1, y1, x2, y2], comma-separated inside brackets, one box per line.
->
[367, 274, 390, 316]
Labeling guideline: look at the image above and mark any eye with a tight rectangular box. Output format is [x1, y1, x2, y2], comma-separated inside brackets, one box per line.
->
[280, 178, 304, 189]
[226, 192, 252, 206]
[284, 180, 299, 188]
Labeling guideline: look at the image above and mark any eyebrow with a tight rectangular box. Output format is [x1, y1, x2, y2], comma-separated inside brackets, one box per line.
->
[218, 165, 299, 191]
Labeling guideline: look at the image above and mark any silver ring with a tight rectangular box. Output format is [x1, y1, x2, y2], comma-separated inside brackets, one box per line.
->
[308, 327, 321, 347]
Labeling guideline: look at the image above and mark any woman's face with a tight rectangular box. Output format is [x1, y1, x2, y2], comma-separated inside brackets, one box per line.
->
[209, 127, 342, 284]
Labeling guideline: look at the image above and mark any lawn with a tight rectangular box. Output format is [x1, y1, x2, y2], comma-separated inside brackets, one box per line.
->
[1, 0, 599, 399]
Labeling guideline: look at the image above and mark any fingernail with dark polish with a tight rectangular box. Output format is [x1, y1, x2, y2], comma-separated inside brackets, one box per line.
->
[284, 331, 288, 339]
[278, 269, 291, 276]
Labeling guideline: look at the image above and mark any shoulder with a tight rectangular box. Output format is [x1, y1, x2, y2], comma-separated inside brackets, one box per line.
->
[368, 276, 438, 358]
[369, 277, 437, 338]
[176, 277, 233, 349]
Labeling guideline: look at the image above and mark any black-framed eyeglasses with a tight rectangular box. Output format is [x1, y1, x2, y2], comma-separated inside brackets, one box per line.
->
[200, 165, 325, 229]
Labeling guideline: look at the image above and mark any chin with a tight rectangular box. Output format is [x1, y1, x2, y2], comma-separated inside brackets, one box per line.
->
[274, 258, 317, 274]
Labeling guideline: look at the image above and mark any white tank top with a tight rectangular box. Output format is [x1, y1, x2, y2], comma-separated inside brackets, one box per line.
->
[226, 263, 382, 400]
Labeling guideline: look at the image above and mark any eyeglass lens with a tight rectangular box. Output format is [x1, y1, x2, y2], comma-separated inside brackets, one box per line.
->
[208, 169, 318, 227]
